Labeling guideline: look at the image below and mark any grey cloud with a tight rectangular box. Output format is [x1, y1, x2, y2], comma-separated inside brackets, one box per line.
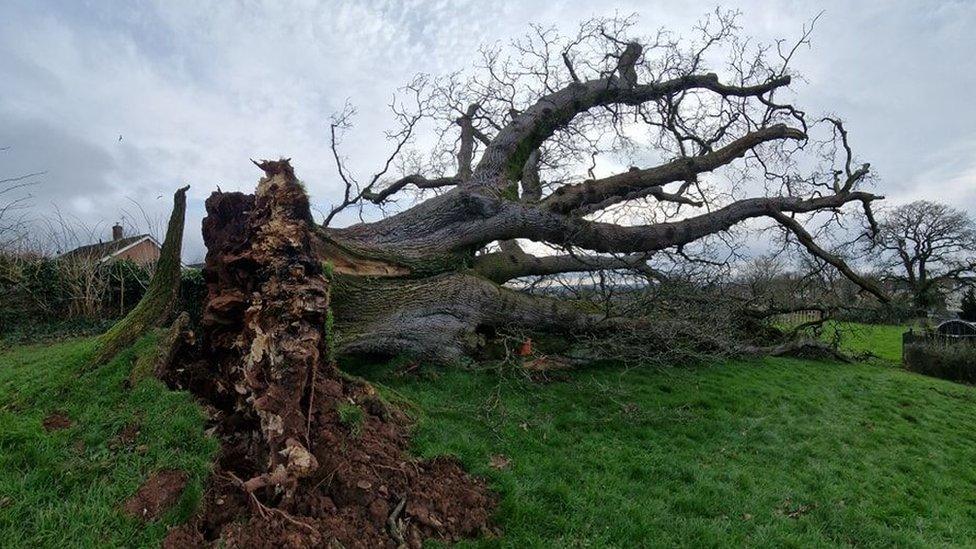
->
[0, 115, 116, 204]
[1, 0, 974, 262]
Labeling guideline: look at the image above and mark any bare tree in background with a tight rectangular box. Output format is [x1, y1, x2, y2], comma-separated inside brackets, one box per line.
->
[874, 200, 976, 310]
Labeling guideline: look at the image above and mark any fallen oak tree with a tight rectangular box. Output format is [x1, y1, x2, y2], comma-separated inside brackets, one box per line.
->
[102, 12, 892, 547]
[313, 13, 887, 362]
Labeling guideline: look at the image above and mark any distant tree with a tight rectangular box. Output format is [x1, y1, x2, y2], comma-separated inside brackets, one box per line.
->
[961, 287, 976, 322]
[874, 201, 976, 311]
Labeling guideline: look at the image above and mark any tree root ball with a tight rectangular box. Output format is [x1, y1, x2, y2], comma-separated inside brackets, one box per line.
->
[165, 160, 495, 547]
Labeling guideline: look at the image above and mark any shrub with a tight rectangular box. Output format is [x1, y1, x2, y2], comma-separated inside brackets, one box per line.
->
[0, 254, 153, 334]
[904, 339, 976, 384]
[0, 248, 209, 341]
[103, 260, 153, 316]
[0, 251, 215, 339]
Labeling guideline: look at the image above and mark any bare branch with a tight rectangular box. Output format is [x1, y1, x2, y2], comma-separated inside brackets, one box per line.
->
[473, 248, 658, 283]
[362, 174, 459, 204]
[520, 149, 542, 202]
[770, 210, 888, 303]
[456, 103, 480, 181]
[542, 124, 805, 214]
[496, 191, 884, 256]
[561, 51, 580, 82]
[474, 71, 792, 182]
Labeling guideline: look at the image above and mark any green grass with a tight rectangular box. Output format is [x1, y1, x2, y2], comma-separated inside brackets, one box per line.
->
[337, 402, 365, 436]
[831, 322, 909, 362]
[348, 352, 976, 547]
[6, 323, 976, 547]
[0, 336, 217, 548]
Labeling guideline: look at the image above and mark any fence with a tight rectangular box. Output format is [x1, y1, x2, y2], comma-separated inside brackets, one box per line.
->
[770, 310, 824, 329]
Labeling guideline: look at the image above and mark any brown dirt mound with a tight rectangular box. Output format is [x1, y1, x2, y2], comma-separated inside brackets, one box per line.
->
[124, 469, 188, 521]
[165, 369, 495, 548]
[42, 412, 73, 431]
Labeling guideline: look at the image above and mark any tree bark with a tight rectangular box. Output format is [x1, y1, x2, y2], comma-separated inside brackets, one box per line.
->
[93, 185, 188, 365]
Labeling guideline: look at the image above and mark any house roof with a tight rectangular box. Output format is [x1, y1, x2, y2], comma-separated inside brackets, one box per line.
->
[60, 234, 159, 262]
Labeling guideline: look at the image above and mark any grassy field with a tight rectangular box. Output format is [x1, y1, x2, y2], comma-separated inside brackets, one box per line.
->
[351, 354, 976, 547]
[4, 323, 976, 547]
[0, 337, 216, 548]
[833, 322, 908, 362]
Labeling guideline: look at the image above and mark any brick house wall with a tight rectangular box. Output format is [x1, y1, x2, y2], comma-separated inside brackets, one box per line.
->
[114, 239, 160, 266]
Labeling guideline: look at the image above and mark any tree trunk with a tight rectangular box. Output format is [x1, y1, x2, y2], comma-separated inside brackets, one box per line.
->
[308, 199, 618, 362]
[93, 185, 188, 365]
[328, 271, 604, 362]
[200, 160, 327, 495]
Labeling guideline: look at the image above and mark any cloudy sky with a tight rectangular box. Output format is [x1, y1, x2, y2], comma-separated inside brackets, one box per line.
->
[1, 0, 974, 262]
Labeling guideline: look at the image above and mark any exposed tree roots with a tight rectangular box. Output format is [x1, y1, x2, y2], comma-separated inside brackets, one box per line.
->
[162, 161, 494, 548]
[164, 371, 495, 548]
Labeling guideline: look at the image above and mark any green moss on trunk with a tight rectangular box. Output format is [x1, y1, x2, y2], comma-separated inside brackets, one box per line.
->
[93, 186, 188, 365]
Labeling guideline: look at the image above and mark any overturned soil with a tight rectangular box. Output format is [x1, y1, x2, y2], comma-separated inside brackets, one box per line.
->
[124, 469, 188, 521]
[42, 411, 73, 431]
[165, 366, 495, 548]
[163, 167, 495, 547]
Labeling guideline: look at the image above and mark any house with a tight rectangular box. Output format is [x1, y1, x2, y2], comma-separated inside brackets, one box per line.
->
[60, 223, 161, 266]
